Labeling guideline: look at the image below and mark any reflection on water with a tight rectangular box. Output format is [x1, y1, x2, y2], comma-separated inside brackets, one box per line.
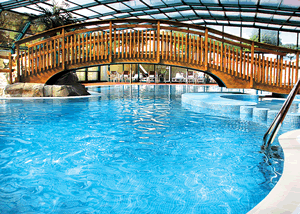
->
[0, 85, 284, 214]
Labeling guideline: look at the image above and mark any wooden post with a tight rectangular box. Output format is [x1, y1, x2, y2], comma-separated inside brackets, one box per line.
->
[250, 41, 254, 87]
[156, 21, 160, 63]
[296, 51, 299, 82]
[8, 52, 12, 84]
[62, 28, 65, 70]
[16, 44, 20, 82]
[205, 28, 208, 70]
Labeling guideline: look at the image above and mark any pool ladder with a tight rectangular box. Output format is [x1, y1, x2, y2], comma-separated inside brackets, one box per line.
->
[262, 78, 300, 151]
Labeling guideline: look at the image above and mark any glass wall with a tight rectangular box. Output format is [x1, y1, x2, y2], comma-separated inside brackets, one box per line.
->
[279, 31, 297, 49]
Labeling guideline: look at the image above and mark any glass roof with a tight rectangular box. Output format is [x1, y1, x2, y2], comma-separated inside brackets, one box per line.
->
[0, 0, 300, 49]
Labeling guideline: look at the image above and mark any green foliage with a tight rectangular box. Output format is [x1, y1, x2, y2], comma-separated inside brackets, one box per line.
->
[249, 30, 282, 46]
[33, 0, 78, 30]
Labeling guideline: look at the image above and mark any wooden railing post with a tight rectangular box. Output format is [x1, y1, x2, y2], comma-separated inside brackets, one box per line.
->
[296, 51, 299, 82]
[204, 28, 208, 70]
[16, 44, 20, 82]
[109, 21, 112, 62]
[250, 41, 254, 87]
[9, 52, 12, 84]
[62, 28, 65, 70]
[157, 21, 160, 63]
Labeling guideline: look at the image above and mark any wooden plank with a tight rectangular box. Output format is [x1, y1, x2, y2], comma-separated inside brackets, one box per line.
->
[162, 31, 165, 59]
[125, 30, 128, 58]
[228, 47, 231, 74]
[137, 30, 140, 59]
[129, 30, 132, 58]
[185, 33, 188, 62]
[109, 21, 112, 62]
[133, 30, 136, 58]
[170, 32, 173, 61]
[181, 34, 184, 62]
[118, 31, 121, 59]
[141, 30, 144, 59]
[93, 32, 96, 61]
[145, 30, 148, 58]
[174, 33, 176, 61]
[220, 43, 223, 71]
[296, 52, 299, 82]
[157, 21, 160, 62]
[196, 36, 200, 64]
[105, 31, 108, 60]
[114, 30, 117, 59]
[153, 30, 155, 59]
[178, 34, 181, 62]
[235, 49, 239, 76]
[251, 41, 254, 81]
[166, 32, 169, 60]
[62, 29, 65, 70]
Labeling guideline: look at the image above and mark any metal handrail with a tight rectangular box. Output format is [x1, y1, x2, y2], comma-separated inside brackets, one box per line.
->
[262, 78, 300, 151]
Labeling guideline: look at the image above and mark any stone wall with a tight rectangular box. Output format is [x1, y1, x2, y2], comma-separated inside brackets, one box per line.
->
[1, 83, 90, 97]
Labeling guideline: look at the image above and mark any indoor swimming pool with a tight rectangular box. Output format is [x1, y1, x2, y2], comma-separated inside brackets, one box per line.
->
[0, 85, 288, 213]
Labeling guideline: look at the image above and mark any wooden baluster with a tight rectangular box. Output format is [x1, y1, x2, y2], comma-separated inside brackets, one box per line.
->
[39, 44, 42, 72]
[161, 31, 165, 60]
[35, 46, 38, 71]
[153, 30, 155, 59]
[220, 43, 223, 71]
[125, 30, 128, 58]
[208, 40, 211, 66]
[109, 22, 112, 62]
[185, 34, 188, 62]
[105, 31, 108, 60]
[265, 57, 270, 84]
[261, 55, 264, 83]
[196, 36, 200, 64]
[232, 48, 235, 75]
[141, 30, 144, 59]
[177, 34, 180, 62]
[129, 30, 132, 58]
[224, 45, 228, 73]
[200, 37, 203, 66]
[258, 55, 261, 82]
[114, 30, 117, 59]
[181, 34, 184, 62]
[254, 56, 258, 81]
[292, 62, 295, 86]
[157, 21, 160, 62]
[280, 56, 283, 87]
[242, 52, 246, 79]
[145, 30, 148, 58]
[228, 47, 231, 74]
[270, 58, 274, 85]
[296, 52, 299, 82]
[170, 32, 173, 61]
[246, 53, 250, 79]
[235, 49, 238, 76]
[93, 32, 96, 61]
[174, 33, 177, 61]
[276, 57, 280, 86]
[62, 30, 65, 70]
[133, 30, 136, 58]
[118, 31, 120, 59]
[81, 34, 84, 63]
[216, 42, 219, 69]
[283, 60, 287, 87]
[287, 61, 291, 87]
[239, 50, 242, 78]
[188, 34, 191, 63]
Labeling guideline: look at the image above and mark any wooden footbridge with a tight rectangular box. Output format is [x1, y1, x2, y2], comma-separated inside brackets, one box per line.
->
[13, 19, 299, 94]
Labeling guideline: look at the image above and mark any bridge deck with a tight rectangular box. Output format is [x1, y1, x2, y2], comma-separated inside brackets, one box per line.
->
[14, 19, 299, 94]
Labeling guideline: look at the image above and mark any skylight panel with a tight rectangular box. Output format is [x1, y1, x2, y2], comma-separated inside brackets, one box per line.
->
[210, 11, 225, 17]
[268, 24, 281, 29]
[281, 0, 300, 8]
[68, 0, 95, 5]
[162, 0, 183, 6]
[238, 0, 258, 5]
[108, 2, 131, 11]
[166, 11, 183, 18]
[259, 0, 281, 7]
[74, 8, 98, 17]
[68, 12, 84, 19]
[195, 10, 210, 16]
[240, 12, 256, 17]
[114, 13, 131, 18]
[255, 22, 268, 27]
[256, 12, 273, 19]
[225, 11, 240, 17]
[219, 0, 239, 5]
[200, 0, 219, 5]
[11, 7, 42, 15]
[151, 14, 168, 19]
[142, 0, 166, 8]
[290, 17, 300, 22]
[183, 0, 201, 4]
[145, 9, 159, 14]
[216, 20, 229, 24]
[28, 3, 52, 11]
[89, 5, 114, 15]
[100, 15, 114, 20]
[192, 19, 205, 24]
[273, 14, 290, 21]
[230, 21, 241, 25]
[180, 10, 196, 17]
[138, 15, 153, 19]
[124, 1, 148, 10]
[205, 20, 217, 24]
[281, 25, 296, 30]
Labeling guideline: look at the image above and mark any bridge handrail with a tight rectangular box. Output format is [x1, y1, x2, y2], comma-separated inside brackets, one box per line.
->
[15, 18, 297, 55]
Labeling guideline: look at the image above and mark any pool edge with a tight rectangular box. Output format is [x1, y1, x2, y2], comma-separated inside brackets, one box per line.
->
[248, 129, 300, 214]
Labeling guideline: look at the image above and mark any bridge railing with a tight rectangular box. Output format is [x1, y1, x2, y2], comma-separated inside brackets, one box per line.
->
[15, 19, 299, 90]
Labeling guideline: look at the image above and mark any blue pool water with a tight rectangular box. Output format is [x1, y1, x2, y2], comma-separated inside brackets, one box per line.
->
[0, 85, 284, 213]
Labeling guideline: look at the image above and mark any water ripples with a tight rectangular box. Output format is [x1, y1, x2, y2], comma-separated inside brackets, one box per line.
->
[0, 85, 284, 213]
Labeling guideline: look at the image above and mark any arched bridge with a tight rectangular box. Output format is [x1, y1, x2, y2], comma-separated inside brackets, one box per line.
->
[15, 19, 299, 94]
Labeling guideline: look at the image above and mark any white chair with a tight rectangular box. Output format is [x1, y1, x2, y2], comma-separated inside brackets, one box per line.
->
[122, 70, 131, 82]
[172, 72, 185, 83]
[132, 73, 144, 82]
[186, 71, 195, 83]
